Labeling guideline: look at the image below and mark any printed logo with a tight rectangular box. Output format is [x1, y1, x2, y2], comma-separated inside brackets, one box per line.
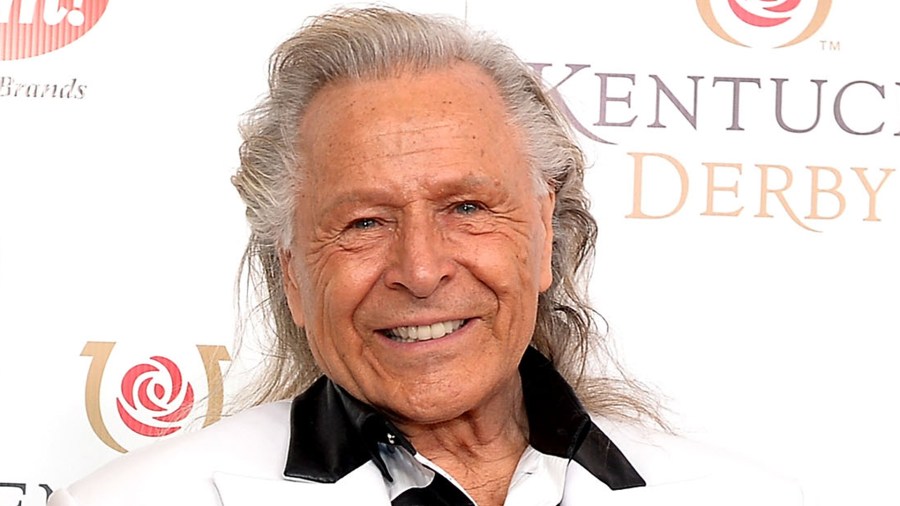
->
[81, 342, 231, 453]
[116, 356, 195, 437]
[1, 0, 110, 60]
[696, 0, 831, 48]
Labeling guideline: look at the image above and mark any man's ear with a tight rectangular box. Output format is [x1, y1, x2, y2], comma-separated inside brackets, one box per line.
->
[539, 190, 555, 292]
[279, 249, 306, 328]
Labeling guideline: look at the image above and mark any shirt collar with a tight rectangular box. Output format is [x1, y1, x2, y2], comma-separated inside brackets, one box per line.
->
[283, 347, 645, 490]
[518, 347, 646, 490]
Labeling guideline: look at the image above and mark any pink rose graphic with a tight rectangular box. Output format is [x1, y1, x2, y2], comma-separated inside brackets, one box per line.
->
[116, 356, 195, 437]
[729, 0, 801, 27]
[1, 0, 110, 61]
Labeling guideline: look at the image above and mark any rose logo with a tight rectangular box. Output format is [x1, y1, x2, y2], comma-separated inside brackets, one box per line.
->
[115, 356, 195, 437]
[696, 0, 832, 47]
[729, 0, 799, 27]
[1, 0, 110, 60]
[81, 343, 231, 453]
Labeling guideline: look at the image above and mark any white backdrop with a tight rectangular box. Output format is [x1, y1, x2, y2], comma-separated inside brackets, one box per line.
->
[1, 1, 897, 505]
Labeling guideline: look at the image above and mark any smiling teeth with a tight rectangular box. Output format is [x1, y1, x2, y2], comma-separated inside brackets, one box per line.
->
[387, 319, 465, 342]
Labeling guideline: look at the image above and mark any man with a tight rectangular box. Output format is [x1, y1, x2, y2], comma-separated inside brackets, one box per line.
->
[50, 7, 802, 506]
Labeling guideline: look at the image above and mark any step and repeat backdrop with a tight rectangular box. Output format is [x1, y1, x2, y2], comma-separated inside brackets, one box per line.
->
[1, 1, 897, 505]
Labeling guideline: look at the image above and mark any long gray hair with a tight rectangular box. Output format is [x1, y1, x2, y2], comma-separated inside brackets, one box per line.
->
[232, 7, 661, 424]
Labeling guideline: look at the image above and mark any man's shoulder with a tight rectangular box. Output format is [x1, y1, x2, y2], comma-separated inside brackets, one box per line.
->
[589, 416, 805, 504]
[50, 401, 293, 506]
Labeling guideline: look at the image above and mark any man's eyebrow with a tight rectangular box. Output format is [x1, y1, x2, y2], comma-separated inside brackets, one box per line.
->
[317, 175, 502, 210]
[315, 188, 396, 214]
[429, 175, 499, 196]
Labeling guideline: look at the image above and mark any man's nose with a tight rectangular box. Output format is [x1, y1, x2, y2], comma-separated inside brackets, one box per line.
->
[383, 214, 456, 298]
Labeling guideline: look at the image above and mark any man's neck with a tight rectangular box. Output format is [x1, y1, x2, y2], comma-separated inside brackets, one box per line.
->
[393, 378, 530, 506]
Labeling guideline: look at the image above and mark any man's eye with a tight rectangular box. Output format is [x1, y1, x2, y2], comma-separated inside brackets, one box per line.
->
[350, 218, 379, 230]
[454, 202, 482, 215]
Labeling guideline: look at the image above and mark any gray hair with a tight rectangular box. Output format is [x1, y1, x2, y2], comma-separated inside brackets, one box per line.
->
[232, 7, 662, 424]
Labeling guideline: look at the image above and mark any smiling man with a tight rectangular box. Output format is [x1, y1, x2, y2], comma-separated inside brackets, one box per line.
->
[278, 62, 555, 505]
[50, 7, 803, 506]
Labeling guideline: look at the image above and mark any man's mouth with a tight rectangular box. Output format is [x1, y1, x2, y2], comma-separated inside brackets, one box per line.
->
[381, 319, 466, 343]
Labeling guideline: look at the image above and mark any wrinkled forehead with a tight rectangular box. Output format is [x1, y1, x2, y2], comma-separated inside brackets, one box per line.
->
[294, 62, 530, 186]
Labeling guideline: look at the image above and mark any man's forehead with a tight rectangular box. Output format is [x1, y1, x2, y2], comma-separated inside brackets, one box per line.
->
[294, 64, 529, 192]
[298, 63, 511, 137]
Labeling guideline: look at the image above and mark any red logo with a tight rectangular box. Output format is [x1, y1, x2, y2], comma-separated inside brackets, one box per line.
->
[696, 0, 832, 48]
[116, 356, 195, 437]
[729, 0, 799, 27]
[82, 342, 230, 453]
[1, 0, 109, 60]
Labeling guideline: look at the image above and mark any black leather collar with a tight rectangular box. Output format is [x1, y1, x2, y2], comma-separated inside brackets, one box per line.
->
[519, 347, 646, 490]
[283, 347, 645, 490]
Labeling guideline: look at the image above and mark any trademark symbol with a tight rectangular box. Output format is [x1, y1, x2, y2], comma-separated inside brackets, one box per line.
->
[818, 40, 841, 51]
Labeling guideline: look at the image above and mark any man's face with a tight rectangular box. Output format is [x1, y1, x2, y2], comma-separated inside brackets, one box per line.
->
[282, 63, 555, 426]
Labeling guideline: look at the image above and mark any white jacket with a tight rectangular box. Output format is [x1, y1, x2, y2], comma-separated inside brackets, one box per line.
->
[50, 350, 803, 505]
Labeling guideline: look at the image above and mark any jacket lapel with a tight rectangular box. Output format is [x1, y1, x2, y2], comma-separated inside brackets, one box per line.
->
[562, 462, 803, 506]
[213, 463, 392, 506]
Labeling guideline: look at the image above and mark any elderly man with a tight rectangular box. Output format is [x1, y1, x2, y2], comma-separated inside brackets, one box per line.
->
[50, 7, 801, 506]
